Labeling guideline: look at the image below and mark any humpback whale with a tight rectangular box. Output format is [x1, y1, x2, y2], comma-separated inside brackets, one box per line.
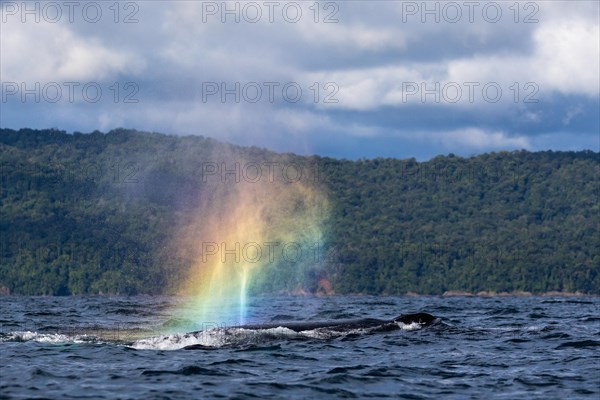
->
[180, 313, 439, 349]
[234, 312, 439, 332]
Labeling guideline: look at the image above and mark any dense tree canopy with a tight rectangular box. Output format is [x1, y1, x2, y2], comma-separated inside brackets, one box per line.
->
[1, 128, 598, 295]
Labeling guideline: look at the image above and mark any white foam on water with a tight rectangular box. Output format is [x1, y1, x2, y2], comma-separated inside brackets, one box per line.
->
[131, 326, 301, 350]
[130, 324, 411, 350]
[396, 321, 424, 330]
[0, 331, 100, 344]
[474, 325, 545, 332]
[298, 327, 376, 339]
[131, 333, 210, 350]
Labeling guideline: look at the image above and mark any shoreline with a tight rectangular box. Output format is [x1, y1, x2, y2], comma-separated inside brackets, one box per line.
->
[0, 291, 597, 297]
[438, 290, 593, 297]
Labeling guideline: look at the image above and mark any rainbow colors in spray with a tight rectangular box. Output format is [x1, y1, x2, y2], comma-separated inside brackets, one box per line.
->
[173, 153, 329, 328]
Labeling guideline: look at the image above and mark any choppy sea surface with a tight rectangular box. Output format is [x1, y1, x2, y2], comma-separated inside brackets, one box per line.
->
[1, 295, 599, 399]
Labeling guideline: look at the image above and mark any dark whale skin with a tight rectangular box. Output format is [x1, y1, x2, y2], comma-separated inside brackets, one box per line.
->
[182, 313, 438, 349]
[393, 312, 438, 326]
[187, 312, 438, 335]
[239, 317, 393, 333]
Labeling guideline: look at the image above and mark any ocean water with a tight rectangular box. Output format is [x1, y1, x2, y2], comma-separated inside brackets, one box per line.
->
[1, 295, 598, 399]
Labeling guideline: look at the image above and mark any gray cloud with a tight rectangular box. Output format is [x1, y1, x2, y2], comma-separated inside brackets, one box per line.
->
[1, 0, 598, 159]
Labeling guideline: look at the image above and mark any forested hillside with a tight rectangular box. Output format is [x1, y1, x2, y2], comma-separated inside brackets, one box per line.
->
[1, 128, 598, 295]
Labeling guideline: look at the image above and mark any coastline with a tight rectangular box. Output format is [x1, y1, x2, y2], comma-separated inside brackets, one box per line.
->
[1, 289, 597, 297]
[440, 290, 593, 297]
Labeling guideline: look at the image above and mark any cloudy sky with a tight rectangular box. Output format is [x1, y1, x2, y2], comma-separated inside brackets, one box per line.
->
[1, 0, 598, 159]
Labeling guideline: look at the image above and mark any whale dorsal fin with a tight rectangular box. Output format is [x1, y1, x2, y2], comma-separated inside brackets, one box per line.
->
[393, 313, 437, 325]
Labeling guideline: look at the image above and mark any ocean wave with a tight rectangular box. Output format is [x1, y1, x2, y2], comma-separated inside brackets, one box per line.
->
[0, 331, 103, 344]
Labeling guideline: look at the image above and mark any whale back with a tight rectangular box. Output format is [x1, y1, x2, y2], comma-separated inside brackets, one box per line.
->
[185, 312, 438, 338]
[239, 318, 388, 332]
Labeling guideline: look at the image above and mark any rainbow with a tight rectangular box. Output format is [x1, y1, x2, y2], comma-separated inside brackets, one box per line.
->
[171, 153, 329, 329]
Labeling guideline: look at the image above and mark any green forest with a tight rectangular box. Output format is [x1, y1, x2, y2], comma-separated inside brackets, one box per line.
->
[1, 128, 598, 295]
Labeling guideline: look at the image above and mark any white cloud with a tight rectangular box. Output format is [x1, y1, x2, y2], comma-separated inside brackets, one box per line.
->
[416, 128, 531, 151]
[533, 21, 600, 96]
[0, 20, 145, 82]
[304, 65, 446, 110]
[293, 21, 406, 51]
[312, 125, 532, 153]
[448, 18, 599, 97]
[302, 2, 599, 111]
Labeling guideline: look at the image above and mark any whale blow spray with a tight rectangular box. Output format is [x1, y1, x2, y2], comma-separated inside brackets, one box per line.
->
[173, 150, 329, 328]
